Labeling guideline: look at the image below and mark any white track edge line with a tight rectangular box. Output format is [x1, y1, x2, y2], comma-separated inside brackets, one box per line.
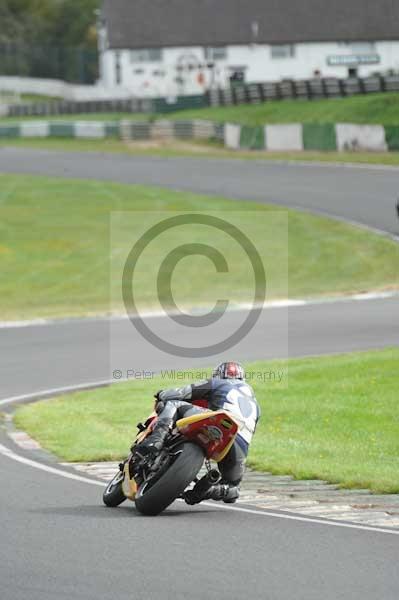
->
[250, 158, 399, 173]
[0, 379, 114, 407]
[197, 500, 399, 535]
[0, 290, 398, 329]
[0, 442, 103, 487]
[0, 439, 397, 535]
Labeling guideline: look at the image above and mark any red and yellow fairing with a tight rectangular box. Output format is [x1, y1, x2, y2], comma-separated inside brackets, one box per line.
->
[176, 410, 239, 462]
[122, 462, 137, 500]
[124, 411, 158, 500]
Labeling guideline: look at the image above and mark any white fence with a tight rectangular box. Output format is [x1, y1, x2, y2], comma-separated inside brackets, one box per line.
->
[0, 76, 132, 101]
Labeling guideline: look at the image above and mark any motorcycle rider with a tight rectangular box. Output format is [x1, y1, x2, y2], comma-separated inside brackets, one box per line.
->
[134, 361, 260, 504]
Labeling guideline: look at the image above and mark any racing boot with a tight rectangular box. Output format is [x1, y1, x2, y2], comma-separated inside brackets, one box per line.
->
[185, 476, 240, 505]
[134, 418, 172, 457]
[184, 470, 221, 505]
[205, 483, 240, 504]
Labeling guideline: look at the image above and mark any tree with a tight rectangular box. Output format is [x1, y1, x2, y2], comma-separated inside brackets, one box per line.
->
[0, 0, 100, 81]
[0, 0, 58, 45]
[51, 0, 99, 49]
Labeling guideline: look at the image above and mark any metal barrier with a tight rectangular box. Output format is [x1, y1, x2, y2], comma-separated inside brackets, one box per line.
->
[206, 75, 399, 106]
[2, 75, 399, 117]
[5, 95, 206, 118]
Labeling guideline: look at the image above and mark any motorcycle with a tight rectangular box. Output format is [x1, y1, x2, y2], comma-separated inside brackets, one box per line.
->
[102, 403, 239, 516]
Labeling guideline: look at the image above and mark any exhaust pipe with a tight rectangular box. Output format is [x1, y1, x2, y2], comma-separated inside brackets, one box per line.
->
[206, 469, 222, 485]
[189, 469, 221, 502]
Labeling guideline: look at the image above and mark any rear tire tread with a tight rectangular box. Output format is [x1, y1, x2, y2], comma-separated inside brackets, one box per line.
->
[135, 442, 204, 516]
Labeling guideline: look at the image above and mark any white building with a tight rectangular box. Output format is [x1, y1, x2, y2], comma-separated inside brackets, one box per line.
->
[99, 0, 399, 97]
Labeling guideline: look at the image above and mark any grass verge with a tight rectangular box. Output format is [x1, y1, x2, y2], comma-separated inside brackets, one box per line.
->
[14, 348, 399, 493]
[2, 92, 399, 125]
[1, 174, 399, 320]
[171, 92, 399, 126]
[2, 137, 399, 166]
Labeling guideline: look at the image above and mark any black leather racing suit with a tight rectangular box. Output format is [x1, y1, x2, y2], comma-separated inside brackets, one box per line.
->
[155, 377, 260, 486]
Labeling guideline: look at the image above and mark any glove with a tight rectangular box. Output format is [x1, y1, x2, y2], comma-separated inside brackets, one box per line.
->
[155, 400, 166, 414]
[153, 390, 164, 411]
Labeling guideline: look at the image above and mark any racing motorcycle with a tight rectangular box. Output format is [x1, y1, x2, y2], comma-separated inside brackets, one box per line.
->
[102, 404, 239, 516]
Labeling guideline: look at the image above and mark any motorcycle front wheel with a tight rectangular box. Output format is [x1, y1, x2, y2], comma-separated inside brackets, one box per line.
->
[135, 442, 204, 516]
[103, 470, 126, 507]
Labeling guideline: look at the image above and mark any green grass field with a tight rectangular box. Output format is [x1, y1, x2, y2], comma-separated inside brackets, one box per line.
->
[172, 92, 399, 126]
[1, 173, 399, 320]
[14, 348, 399, 493]
[21, 94, 62, 103]
[2, 92, 399, 125]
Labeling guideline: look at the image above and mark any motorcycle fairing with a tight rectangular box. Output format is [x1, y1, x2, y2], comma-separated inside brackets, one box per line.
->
[122, 462, 137, 500]
[176, 410, 239, 462]
[135, 411, 158, 445]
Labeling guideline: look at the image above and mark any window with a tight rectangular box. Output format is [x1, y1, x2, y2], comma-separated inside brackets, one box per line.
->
[271, 45, 295, 59]
[204, 47, 227, 61]
[130, 48, 162, 63]
[350, 42, 375, 53]
[337, 41, 376, 53]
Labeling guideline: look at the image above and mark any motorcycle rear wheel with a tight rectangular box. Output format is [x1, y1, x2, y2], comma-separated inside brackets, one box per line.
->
[103, 471, 126, 507]
[135, 442, 204, 516]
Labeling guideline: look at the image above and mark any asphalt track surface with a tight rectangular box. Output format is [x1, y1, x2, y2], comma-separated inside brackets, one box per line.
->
[1, 148, 398, 599]
[1, 146, 399, 236]
[0, 297, 398, 401]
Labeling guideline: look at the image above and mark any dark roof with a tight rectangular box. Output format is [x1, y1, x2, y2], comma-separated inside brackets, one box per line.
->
[102, 0, 399, 49]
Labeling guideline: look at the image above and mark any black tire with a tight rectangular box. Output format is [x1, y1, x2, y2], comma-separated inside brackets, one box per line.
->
[103, 471, 126, 507]
[135, 443, 204, 516]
